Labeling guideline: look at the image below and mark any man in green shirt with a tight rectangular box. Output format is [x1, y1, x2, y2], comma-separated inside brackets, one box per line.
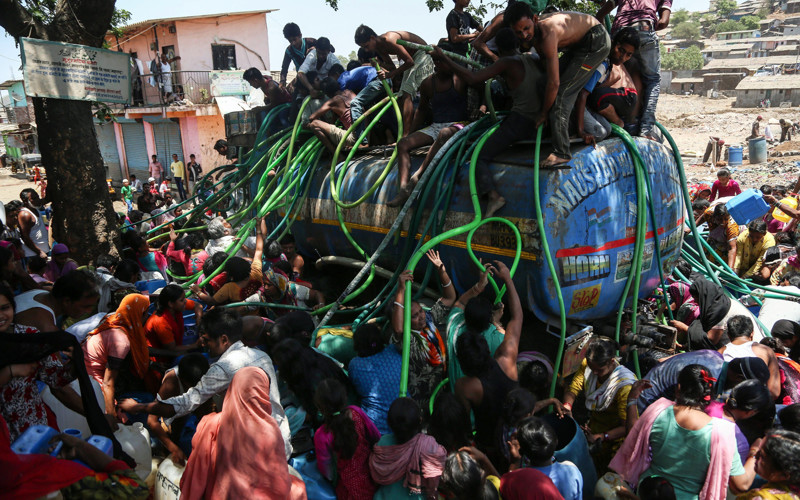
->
[121, 178, 134, 212]
[170, 153, 187, 200]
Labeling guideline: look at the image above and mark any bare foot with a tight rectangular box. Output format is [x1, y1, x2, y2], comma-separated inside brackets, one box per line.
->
[485, 195, 506, 219]
[387, 183, 414, 207]
[541, 153, 571, 168]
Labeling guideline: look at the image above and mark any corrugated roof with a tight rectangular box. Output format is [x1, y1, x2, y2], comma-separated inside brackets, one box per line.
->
[116, 10, 276, 33]
[735, 74, 800, 89]
[672, 77, 704, 83]
[703, 55, 800, 70]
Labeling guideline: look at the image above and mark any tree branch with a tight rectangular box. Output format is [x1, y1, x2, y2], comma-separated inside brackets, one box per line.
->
[0, 0, 46, 40]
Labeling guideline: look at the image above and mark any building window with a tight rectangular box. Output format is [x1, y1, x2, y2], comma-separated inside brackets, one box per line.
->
[787, 89, 793, 97]
[211, 45, 237, 70]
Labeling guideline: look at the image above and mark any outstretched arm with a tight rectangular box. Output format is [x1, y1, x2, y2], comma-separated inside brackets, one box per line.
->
[392, 271, 414, 334]
[430, 46, 507, 87]
[492, 261, 522, 380]
[454, 262, 490, 310]
[426, 249, 456, 307]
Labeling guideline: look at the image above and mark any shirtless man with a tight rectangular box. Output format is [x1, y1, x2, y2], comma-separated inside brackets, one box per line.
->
[387, 58, 468, 207]
[279, 234, 304, 280]
[504, 3, 611, 167]
[431, 28, 543, 218]
[243, 67, 292, 112]
[306, 77, 358, 153]
[576, 27, 640, 144]
[353, 25, 434, 139]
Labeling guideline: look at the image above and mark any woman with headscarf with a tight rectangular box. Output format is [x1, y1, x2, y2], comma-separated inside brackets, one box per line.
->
[670, 277, 759, 351]
[563, 337, 637, 472]
[667, 281, 700, 325]
[611, 364, 758, 500]
[262, 267, 324, 319]
[181, 367, 306, 500]
[82, 294, 151, 417]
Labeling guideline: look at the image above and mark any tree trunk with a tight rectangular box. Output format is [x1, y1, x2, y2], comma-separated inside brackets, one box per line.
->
[0, 0, 120, 265]
[33, 97, 120, 262]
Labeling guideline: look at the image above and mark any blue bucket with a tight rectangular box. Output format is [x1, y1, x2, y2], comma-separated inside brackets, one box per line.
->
[543, 415, 598, 500]
[728, 145, 743, 165]
[749, 137, 767, 164]
[726, 189, 769, 225]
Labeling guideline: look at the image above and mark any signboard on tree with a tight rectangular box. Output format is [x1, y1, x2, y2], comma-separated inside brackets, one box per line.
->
[20, 37, 131, 104]
[210, 70, 250, 97]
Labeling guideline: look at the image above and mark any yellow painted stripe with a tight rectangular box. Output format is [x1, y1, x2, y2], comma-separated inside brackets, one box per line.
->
[311, 218, 537, 261]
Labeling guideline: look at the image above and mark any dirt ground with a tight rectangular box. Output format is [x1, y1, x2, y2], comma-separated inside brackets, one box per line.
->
[0, 168, 127, 216]
[656, 94, 800, 190]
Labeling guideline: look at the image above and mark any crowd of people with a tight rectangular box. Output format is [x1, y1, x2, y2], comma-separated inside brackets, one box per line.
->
[5, 0, 800, 498]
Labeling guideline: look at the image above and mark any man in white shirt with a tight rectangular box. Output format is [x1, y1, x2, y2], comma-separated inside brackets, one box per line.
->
[118, 309, 292, 457]
[296, 37, 339, 96]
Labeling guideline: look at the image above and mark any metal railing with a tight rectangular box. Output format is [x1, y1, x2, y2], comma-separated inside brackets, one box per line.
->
[130, 70, 214, 107]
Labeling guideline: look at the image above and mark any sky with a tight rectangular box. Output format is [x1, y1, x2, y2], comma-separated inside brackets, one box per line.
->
[0, 0, 710, 84]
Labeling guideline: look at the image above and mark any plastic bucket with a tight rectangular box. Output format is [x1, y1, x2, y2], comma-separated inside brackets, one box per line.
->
[749, 137, 767, 164]
[542, 415, 598, 500]
[728, 145, 743, 165]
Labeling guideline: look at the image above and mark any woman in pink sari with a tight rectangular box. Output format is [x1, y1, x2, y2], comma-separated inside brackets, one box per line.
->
[180, 367, 306, 500]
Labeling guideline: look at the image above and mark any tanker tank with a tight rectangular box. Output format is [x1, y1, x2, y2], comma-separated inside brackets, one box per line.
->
[285, 135, 684, 326]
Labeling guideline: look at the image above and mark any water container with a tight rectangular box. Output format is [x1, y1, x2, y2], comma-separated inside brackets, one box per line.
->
[41, 378, 104, 438]
[135, 279, 167, 295]
[12, 425, 61, 456]
[154, 457, 184, 500]
[86, 435, 113, 456]
[542, 415, 597, 500]
[726, 189, 770, 225]
[773, 197, 798, 223]
[289, 452, 336, 500]
[749, 137, 768, 164]
[114, 422, 152, 480]
[63, 428, 82, 440]
[728, 145, 743, 166]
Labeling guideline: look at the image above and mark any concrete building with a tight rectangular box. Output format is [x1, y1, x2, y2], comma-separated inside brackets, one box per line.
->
[735, 74, 800, 106]
[716, 30, 761, 40]
[0, 80, 37, 161]
[99, 10, 274, 183]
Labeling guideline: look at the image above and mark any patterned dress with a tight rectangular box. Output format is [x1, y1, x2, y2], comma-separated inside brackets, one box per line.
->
[1, 324, 73, 440]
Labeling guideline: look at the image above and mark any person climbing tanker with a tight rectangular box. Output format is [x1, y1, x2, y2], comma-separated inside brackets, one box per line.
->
[430, 27, 543, 218]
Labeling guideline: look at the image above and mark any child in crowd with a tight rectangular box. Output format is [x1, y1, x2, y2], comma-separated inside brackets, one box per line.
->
[710, 168, 742, 201]
[43, 244, 78, 282]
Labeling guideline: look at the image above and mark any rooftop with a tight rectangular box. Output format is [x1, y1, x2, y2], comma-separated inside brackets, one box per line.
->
[735, 74, 800, 89]
[703, 54, 800, 70]
[115, 10, 276, 33]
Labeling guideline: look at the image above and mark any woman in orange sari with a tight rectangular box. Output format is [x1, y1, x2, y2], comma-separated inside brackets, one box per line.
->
[181, 366, 306, 500]
[82, 294, 151, 417]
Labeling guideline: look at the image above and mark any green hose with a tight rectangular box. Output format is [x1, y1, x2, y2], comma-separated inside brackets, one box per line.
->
[531, 125, 568, 399]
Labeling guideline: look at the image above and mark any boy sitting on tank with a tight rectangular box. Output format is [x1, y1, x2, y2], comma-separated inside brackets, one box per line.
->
[386, 54, 469, 207]
[573, 27, 640, 145]
[305, 77, 358, 154]
[430, 28, 545, 219]
[353, 25, 434, 141]
[503, 2, 611, 167]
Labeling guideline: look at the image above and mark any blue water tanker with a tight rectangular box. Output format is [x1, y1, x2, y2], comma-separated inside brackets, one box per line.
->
[286, 136, 684, 325]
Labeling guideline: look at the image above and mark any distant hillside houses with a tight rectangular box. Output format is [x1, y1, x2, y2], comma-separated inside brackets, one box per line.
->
[663, 4, 800, 106]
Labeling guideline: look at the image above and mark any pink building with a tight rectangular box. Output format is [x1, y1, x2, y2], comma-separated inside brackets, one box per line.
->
[97, 10, 274, 184]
